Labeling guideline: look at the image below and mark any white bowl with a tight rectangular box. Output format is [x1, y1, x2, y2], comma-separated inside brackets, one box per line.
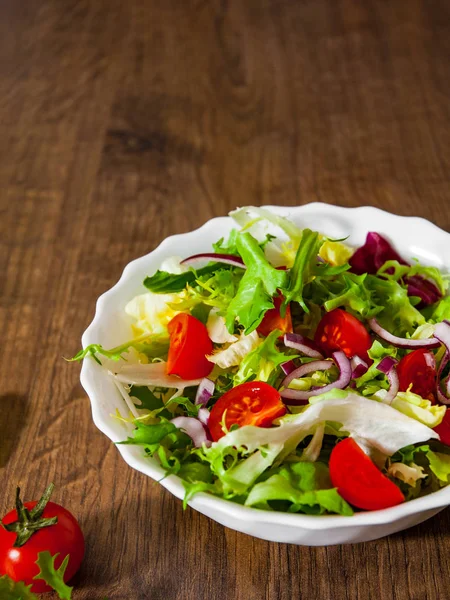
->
[80, 204, 450, 545]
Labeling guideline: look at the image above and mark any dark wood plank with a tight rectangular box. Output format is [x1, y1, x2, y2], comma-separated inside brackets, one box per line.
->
[1, 1, 449, 599]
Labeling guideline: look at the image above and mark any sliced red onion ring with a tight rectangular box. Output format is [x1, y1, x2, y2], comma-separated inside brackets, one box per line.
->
[195, 378, 215, 406]
[434, 321, 450, 353]
[197, 407, 210, 426]
[377, 356, 398, 374]
[280, 351, 352, 405]
[284, 333, 324, 359]
[433, 322, 450, 404]
[181, 253, 246, 269]
[437, 351, 450, 405]
[170, 416, 211, 447]
[281, 360, 296, 376]
[368, 318, 441, 349]
[376, 357, 399, 405]
[282, 360, 334, 389]
[351, 356, 369, 378]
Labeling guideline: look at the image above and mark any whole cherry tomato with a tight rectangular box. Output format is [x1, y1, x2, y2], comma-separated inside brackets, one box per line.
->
[0, 484, 85, 593]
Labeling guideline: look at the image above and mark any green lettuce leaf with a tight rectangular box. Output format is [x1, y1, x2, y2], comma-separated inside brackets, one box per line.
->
[0, 576, 37, 600]
[377, 260, 448, 296]
[144, 263, 233, 294]
[129, 386, 165, 412]
[68, 334, 169, 365]
[427, 451, 450, 483]
[118, 420, 178, 446]
[225, 233, 287, 333]
[390, 391, 446, 428]
[34, 552, 72, 600]
[282, 229, 322, 312]
[322, 272, 381, 318]
[366, 275, 425, 335]
[213, 229, 240, 255]
[234, 330, 294, 386]
[429, 296, 450, 323]
[245, 462, 353, 515]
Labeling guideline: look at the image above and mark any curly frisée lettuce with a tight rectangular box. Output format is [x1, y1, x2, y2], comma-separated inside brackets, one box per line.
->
[72, 206, 450, 516]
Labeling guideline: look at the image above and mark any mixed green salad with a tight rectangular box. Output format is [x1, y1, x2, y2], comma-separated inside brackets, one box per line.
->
[74, 207, 450, 515]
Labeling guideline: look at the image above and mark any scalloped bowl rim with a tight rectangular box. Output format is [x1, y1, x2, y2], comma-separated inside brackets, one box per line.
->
[80, 204, 450, 533]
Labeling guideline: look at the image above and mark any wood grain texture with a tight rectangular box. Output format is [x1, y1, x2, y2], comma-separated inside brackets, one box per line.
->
[1, 1, 449, 598]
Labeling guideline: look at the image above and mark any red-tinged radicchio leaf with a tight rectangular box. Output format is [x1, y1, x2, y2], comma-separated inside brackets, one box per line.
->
[406, 275, 442, 306]
[349, 232, 408, 275]
[349, 232, 442, 307]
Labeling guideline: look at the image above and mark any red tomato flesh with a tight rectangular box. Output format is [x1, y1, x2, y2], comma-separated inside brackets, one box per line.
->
[208, 382, 287, 441]
[329, 438, 405, 511]
[314, 308, 372, 360]
[397, 349, 436, 402]
[434, 409, 450, 445]
[167, 313, 214, 379]
[0, 501, 85, 593]
[257, 295, 293, 338]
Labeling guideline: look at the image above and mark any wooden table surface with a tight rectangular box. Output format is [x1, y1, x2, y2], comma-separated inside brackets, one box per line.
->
[1, 1, 450, 599]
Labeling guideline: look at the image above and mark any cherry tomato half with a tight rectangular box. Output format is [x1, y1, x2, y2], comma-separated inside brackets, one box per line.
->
[434, 409, 450, 445]
[314, 308, 372, 360]
[397, 349, 436, 402]
[329, 438, 405, 511]
[167, 314, 214, 379]
[0, 488, 85, 593]
[257, 295, 293, 338]
[208, 382, 287, 441]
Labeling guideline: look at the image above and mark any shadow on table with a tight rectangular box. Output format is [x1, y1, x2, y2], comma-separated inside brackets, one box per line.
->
[0, 393, 29, 468]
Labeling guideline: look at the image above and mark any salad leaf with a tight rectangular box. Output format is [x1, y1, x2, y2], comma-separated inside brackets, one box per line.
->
[34, 552, 72, 600]
[165, 395, 199, 417]
[0, 576, 36, 600]
[387, 462, 426, 487]
[234, 330, 294, 385]
[245, 462, 353, 515]
[429, 296, 450, 323]
[207, 330, 261, 369]
[319, 241, 353, 266]
[391, 444, 431, 464]
[366, 275, 425, 335]
[119, 420, 178, 446]
[427, 451, 450, 483]
[178, 462, 214, 484]
[68, 334, 168, 364]
[283, 229, 322, 312]
[144, 263, 232, 294]
[389, 391, 445, 428]
[225, 233, 287, 333]
[353, 340, 396, 395]
[199, 442, 284, 496]
[377, 260, 448, 296]
[129, 386, 165, 412]
[206, 309, 238, 343]
[191, 268, 243, 312]
[213, 229, 240, 255]
[349, 232, 407, 275]
[322, 272, 381, 318]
